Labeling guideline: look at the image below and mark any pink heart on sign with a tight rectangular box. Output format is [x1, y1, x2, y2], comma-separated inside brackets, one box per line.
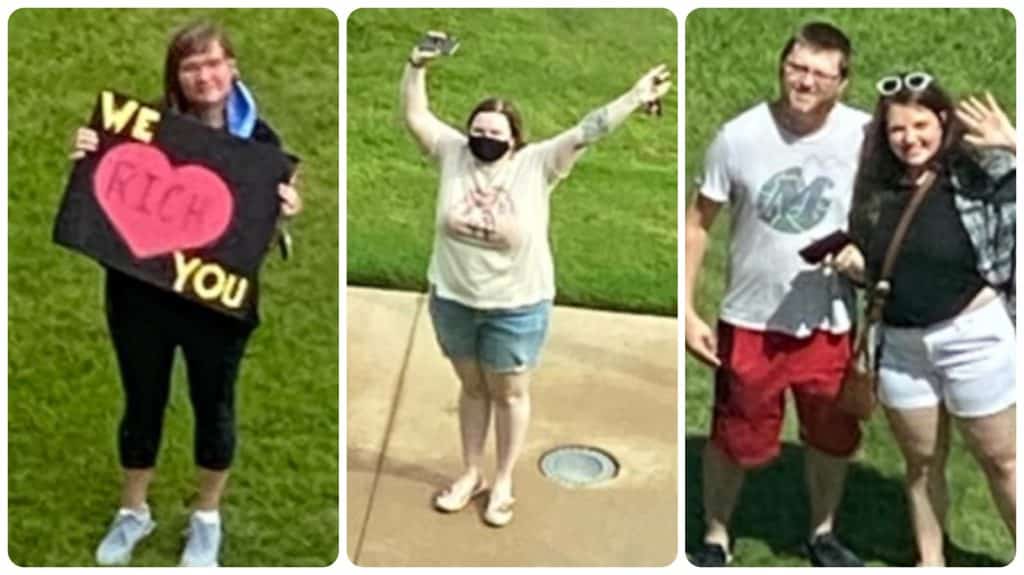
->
[94, 142, 234, 258]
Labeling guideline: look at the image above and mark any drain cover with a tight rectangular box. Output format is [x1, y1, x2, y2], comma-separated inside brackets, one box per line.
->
[539, 445, 619, 487]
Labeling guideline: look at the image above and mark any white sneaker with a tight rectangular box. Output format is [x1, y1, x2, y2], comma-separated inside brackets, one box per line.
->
[95, 509, 156, 566]
[180, 513, 222, 567]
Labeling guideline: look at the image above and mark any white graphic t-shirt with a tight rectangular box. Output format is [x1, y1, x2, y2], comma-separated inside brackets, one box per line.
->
[699, 102, 871, 337]
[427, 125, 571, 309]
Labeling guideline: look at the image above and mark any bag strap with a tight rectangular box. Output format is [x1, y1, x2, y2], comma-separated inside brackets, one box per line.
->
[866, 173, 935, 322]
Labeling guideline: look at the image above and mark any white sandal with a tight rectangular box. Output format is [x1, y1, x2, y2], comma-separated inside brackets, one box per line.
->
[483, 495, 516, 527]
[433, 478, 488, 513]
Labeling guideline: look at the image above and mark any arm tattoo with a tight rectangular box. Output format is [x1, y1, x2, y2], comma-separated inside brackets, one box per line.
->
[580, 107, 611, 144]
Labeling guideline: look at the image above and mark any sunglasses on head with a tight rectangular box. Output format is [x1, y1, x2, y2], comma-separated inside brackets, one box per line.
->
[876, 72, 934, 96]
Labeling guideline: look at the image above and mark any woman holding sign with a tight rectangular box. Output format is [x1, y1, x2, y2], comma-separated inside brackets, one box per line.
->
[400, 31, 670, 527]
[70, 22, 301, 567]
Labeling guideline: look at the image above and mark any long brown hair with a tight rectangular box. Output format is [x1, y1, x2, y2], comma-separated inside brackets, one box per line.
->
[163, 21, 236, 112]
[848, 73, 968, 246]
[465, 98, 527, 150]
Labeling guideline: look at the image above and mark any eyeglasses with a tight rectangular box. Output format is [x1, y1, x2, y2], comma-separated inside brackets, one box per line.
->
[783, 60, 841, 84]
[876, 72, 933, 96]
[180, 57, 228, 75]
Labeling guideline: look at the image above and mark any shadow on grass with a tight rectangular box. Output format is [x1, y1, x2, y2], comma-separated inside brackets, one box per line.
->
[684, 436, 1007, 567]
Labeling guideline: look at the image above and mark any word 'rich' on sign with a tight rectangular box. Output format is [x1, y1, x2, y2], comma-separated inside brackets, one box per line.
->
[53, 90, 294, 323]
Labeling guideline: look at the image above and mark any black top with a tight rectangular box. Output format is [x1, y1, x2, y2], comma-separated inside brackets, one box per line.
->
[251, 118, 283, 148]
[866, 178, 985, 327]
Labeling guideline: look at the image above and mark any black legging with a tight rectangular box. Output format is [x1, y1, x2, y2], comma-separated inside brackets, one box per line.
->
[105, 269, 253, 470]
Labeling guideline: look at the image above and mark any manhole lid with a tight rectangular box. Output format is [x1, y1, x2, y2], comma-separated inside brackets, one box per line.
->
[539, 445, 619, 487]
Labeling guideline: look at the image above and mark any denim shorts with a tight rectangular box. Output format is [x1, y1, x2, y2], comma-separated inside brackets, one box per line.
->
[428, 291, 552, 373]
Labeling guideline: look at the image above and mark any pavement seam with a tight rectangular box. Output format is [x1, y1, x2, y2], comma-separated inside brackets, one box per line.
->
[353, 293, 425, 565]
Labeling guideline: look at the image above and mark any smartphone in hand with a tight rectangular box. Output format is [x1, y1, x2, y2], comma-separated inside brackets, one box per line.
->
[799, 230, 852, 264]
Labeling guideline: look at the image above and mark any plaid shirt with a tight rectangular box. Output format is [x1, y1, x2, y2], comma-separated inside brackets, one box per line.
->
[952, 149, 1016, 320]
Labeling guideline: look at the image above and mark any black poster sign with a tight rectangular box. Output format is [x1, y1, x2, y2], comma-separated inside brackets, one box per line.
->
[54, 91, 292, 323]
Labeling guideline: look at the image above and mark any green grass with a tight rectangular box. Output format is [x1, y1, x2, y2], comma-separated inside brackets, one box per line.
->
[346, 8, 678, 315]
[684, 8, 1015, 567]
[7, 8, 339, 566]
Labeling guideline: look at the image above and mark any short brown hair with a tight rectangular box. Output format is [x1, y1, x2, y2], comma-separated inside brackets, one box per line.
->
[163, 21, 236, 111]
[779, 21, 852, 78]
[465, 98, 526, 150]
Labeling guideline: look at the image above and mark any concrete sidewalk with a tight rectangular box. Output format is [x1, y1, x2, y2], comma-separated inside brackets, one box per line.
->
[346, 287, 678, 567]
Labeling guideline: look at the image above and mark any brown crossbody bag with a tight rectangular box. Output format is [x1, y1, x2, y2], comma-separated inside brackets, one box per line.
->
[837, 175, 933, 420]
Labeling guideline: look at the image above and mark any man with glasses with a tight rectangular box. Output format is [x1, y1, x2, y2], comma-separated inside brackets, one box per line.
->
[685, 22, 871, 567]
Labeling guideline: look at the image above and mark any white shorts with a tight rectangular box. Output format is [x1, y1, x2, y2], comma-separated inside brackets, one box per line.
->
[878, 296, 1016, 418]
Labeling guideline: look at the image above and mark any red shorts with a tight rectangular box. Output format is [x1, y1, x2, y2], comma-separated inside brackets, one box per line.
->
[710, 322, 861, 468]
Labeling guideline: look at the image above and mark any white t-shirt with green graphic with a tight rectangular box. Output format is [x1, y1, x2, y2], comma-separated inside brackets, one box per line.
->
[700, 102, 871, 337]
[426, 125, 571, 309]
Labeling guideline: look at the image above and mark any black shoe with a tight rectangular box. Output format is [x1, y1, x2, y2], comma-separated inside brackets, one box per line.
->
[688, 541, 732, 567]
[806, 533, 864, 567]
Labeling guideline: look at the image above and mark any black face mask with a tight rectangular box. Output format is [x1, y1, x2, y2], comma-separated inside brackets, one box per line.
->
[468, 136, 510, 163]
